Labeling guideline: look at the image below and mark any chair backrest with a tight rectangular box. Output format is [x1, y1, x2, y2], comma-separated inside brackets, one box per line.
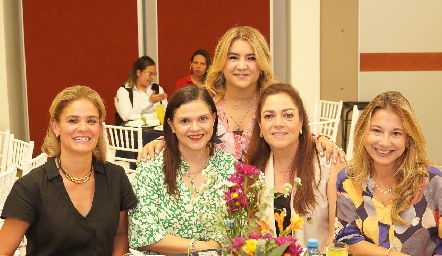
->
[7, 134, 35, 171]
[0, 166, 17, 209]
[102, 122, 143, 173]
[346, 105, 360, 161]
[0, 130, 11, 173]
[309, 99, 343, 142]
[21, 152, 48, 177]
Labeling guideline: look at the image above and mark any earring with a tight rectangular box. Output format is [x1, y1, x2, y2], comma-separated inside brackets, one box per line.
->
[299, 129, 302, 135]
[259, 131, 263, 138]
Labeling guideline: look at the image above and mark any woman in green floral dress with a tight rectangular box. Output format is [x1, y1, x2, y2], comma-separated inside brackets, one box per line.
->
[129, 85, 236, 255]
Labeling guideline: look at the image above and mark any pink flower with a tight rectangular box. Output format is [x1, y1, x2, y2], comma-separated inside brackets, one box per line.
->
[234, 162, 260, 177]
[227, 236, 246, 251]
[274, 236, 303, 256]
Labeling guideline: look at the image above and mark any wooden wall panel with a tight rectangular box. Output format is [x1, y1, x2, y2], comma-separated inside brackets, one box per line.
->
[157, 1, 270, 96]
[360, 52, 442, 71]
[22, 0, 138, 155]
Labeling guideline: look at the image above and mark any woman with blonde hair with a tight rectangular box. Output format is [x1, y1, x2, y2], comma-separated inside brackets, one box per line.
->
[0, 85, 137, 255]
[335, 91, 442, 255]
[139, 26, 343, 163]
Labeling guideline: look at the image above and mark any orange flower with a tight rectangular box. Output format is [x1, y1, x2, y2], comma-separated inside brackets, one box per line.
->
[274, 211, 285, 232]
[286, 214, 304, 232]
[259, 216, 271, 234]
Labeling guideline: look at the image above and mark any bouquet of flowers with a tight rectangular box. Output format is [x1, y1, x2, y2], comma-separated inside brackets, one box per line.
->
[215, 162, 304, 256]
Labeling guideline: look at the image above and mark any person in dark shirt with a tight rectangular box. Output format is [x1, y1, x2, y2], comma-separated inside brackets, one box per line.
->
[0, 85, 137, 256]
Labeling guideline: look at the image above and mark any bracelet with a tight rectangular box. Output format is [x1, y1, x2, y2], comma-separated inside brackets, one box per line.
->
[317, 134, 333, 142]
[189, 238, 196, 253]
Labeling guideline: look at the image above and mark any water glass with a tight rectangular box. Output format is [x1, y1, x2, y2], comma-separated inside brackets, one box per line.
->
[326, 241, 348, 256]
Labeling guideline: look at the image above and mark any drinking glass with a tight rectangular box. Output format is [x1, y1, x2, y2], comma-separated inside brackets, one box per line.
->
[326, 241, 348, 256]
[156, 105, 165, 125]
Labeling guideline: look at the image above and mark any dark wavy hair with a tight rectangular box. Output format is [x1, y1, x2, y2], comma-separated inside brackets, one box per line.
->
[246, 83, 322, 215]
[163, 85, 218, 196]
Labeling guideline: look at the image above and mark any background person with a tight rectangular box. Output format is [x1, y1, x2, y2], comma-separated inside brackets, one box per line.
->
[247, 83, 344, 252]
[175, 49, 212, 90]
[128, 86, 236, 254]
[335, 91, 442, 256]
[0, 85, 137, 256]
[115, 56, 168, 125]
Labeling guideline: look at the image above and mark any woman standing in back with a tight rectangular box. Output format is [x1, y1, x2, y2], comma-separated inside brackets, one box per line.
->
[0, 85, 137, 255]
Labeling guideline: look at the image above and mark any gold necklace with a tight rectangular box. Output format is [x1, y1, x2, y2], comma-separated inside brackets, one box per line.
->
[373, 183, 392, 194]
[57, 157, 92, 184]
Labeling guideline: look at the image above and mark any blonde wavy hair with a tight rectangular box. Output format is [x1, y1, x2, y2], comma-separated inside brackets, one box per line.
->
[347, 91, 430, 225]
[204, 26, 276, 104]
[41, 85, 108, 163]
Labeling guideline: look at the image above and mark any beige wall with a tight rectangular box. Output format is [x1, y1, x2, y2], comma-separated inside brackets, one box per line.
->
[359, 0, 442, 165]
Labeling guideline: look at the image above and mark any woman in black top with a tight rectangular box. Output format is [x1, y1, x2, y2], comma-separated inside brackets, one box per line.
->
[0, 85, 137, 256]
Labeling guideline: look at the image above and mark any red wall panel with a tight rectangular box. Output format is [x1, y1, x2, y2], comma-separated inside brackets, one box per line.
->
[22, 1, 139, 155]
[157, 1, 270, 96]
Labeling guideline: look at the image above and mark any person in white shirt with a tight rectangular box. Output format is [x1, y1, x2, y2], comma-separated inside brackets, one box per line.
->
[115, 56, 168, 125]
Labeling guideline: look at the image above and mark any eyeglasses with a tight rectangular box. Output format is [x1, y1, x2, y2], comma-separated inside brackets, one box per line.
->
[143, 71, 157, 77]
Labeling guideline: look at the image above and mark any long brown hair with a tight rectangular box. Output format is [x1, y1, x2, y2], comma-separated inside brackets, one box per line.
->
[163, 85, 218, 196]
[347, 91, 430, 225]
[246, 83, 321, 215]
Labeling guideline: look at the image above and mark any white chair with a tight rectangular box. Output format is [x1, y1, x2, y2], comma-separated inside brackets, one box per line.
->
[309, 98, 343, 142]
[102, 122, 143, 175]
[7, 134, 34, 171]
[346, 105, 360, 161]
[0, 166, 17, 210]
[0, 130, 11, 173]
[21, 153, 48, 177]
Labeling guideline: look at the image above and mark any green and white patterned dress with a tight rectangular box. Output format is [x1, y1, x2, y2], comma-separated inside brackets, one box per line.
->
[128, 149, 236, 254]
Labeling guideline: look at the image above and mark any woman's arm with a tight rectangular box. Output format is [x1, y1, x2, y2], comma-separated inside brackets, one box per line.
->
[314, 135, 346, 164]
[0, 218, 30, 256]
[115, 87, 133, 122]
[139, 234, 220, 255]
[111, 210, 130, 256]
[349, 241, 409, 256]
[323, 162, 346, 253]
[137, 139, 165, 162]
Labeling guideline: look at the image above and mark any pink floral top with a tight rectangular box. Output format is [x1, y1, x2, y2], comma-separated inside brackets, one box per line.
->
[214, 100, 256, 162]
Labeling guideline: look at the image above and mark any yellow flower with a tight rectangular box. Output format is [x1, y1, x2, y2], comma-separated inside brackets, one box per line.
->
[286, 214, 304, 232]
[274, 211, 285, 232]
[242, 239, 258, 255]
[259, 217, 271, 234]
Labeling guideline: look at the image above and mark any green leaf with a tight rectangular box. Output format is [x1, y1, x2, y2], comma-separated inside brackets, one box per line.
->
[268, 242, 290, 256]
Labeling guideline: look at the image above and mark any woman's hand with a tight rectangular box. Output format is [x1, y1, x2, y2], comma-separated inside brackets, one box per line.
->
[137, 139, 165, 163]
[315, 135, 346, 164]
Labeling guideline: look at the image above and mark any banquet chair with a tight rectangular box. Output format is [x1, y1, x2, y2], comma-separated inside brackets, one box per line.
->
[0, 166, 17, 210]
[0, 130, 11, 173]
[21, 152, 48, 177]
[308, 98, 343, 142]
[102, 122, 143, 176]
[346, 105, 360, 161]
[6, 134, 34, 172]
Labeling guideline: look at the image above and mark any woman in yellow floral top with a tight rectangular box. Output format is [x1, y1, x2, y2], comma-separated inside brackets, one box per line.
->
[128, 86, 236, 255]
[335, 91, 442, 256]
